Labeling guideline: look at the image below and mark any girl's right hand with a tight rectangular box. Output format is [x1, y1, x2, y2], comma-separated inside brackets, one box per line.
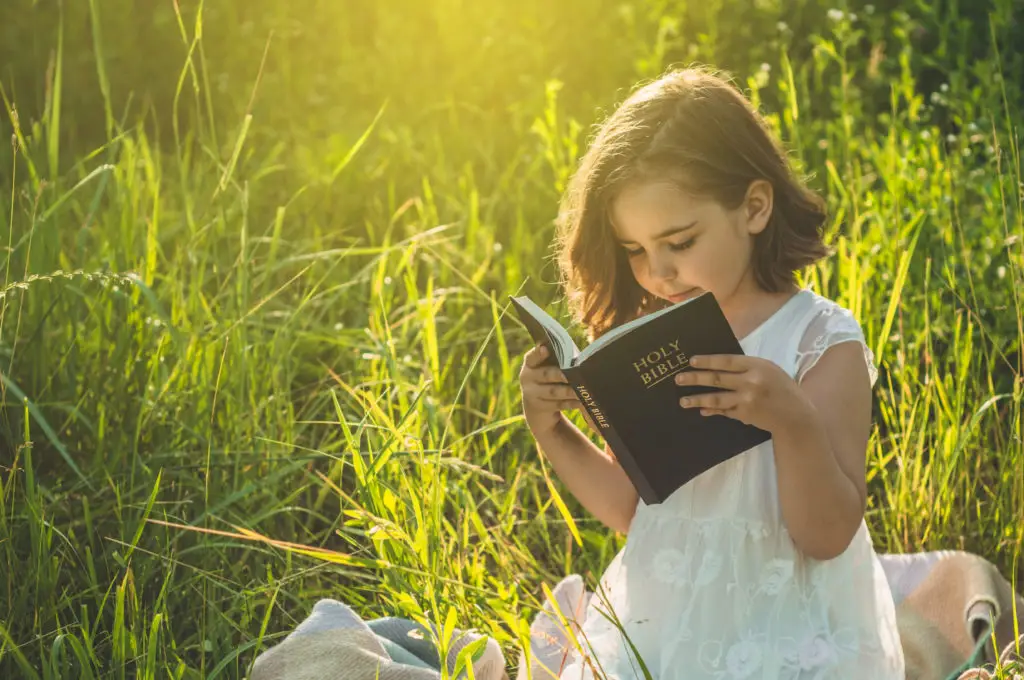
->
[519, 344, 585, 435]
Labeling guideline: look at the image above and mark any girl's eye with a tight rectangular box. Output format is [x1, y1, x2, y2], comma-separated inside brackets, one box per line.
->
[623, 238, 695, 258]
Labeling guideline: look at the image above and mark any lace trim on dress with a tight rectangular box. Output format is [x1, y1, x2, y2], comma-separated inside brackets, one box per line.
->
[630, 512, 773, 542]
[794, 303, 878, 386]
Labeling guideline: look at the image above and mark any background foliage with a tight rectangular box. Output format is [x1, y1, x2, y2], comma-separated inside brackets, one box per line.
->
[1, 0, 1022, 677]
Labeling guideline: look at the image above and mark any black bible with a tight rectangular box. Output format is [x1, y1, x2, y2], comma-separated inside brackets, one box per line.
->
[509, 292, 771, 505]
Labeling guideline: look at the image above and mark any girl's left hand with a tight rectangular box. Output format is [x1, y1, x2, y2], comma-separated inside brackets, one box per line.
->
[675, 354, 809, 433]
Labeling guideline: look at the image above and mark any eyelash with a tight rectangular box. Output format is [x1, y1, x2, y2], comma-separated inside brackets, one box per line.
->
[624, 238, 696, 257]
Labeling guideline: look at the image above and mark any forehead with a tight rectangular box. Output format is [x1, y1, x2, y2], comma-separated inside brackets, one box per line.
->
[609, 180, 707, 239]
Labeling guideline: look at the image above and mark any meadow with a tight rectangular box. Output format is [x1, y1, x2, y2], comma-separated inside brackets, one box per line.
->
[1, 0, 1022, 677]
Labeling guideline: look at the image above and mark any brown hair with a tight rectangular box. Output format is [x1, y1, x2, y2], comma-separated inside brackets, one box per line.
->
[554, 65, 829, 341]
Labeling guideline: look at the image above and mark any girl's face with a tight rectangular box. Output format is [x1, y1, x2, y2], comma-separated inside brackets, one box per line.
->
[609, 179, 772, 309]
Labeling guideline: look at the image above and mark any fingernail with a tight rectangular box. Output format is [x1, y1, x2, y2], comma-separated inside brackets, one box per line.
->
[675, 373, 684, 384]
[680, 398, 691, 407]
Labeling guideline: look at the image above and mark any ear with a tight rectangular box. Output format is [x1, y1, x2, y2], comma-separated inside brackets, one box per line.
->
[742, 179, 773, 235]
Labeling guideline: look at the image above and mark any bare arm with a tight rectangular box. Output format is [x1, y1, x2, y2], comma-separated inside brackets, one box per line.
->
[519, 344, 639, 534]
[534, 413, 639, 535]
[772, 341, 870, 561]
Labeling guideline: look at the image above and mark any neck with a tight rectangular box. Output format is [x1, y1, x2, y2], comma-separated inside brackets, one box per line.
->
[719, 272, 800, 340]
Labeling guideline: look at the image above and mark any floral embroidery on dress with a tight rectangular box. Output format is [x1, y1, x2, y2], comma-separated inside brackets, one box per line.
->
[758, 558, 794, 595]
[652, 547, 691, 586]
[696, 640, 724, 671]
[796, 634, 838, 670]
[809, 563, 830, 592]
[695, 552, 724, 586]
[724, 638, 763, 678]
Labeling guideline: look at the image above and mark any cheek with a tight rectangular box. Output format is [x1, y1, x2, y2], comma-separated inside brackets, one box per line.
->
[628, 257, 642, 277]
[627, 256, 650, 283]
[625, 257, 657, 295]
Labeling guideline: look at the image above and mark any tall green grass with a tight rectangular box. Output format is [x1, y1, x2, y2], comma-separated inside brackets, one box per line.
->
[1, 0, 1022, 677]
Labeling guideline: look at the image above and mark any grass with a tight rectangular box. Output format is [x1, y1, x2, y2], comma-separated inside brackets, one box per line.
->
[0, 0, 1022, 677]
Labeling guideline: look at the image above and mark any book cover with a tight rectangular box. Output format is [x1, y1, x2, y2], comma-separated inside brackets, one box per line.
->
[509, 292, 771, 505]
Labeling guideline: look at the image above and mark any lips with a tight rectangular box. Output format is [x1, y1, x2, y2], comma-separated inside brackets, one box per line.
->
[667, 288, 698, 303]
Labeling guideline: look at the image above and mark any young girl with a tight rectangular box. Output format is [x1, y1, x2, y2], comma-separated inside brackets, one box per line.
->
[518, 66, 905, 679]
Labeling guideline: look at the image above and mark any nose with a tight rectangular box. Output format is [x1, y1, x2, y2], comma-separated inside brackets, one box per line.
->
[647, 249, 677, 281]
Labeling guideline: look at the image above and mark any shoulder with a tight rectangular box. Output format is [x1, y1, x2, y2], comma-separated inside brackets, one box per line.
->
[792, 291, 877, 386]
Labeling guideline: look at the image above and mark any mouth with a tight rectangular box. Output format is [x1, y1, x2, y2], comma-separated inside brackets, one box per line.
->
[666, 288, 699, 303]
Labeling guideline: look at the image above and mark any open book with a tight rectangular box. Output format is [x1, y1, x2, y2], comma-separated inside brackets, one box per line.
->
[509, 292, 771, 505]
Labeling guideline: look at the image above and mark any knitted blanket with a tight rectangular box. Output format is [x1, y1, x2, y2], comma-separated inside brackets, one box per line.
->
[249, 550, 1022, 680]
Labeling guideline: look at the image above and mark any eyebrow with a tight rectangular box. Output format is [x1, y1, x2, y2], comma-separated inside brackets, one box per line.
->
[615, 221, 697, 245]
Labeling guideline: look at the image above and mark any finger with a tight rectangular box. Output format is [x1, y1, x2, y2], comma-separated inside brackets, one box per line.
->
[547, 384, 577, 401]
[526, 384, 577, 401]
[679, 391, 739, 411]
[544, 366, 569, 384]
[525, 344, 550, 368]
[688, 354, 747, 372]
[674, 369, 742, 389]
[559, 399, 581, 411]
[699, 408, 729, 418]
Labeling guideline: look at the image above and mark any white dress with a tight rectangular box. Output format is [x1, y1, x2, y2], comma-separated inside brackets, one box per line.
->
[559, 289, 905, 680]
